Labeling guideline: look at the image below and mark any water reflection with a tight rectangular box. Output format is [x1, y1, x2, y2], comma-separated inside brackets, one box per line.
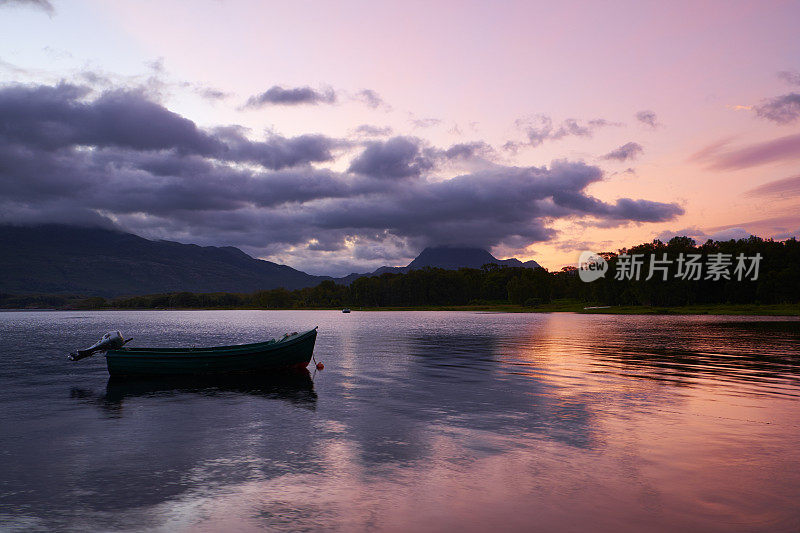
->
[1, 311, 799, 532]
[7, 373, 322, 522]
[583, 320, 800, 396]
[106, 370, 316, 405]
[70, 370, 318, 416]
[405, 332, 594, 448]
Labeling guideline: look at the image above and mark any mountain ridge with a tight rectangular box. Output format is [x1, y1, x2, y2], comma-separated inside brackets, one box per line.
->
[0, 224, 329, 297]
[337, 246, 540, 283]
[0, 225, 541, 296]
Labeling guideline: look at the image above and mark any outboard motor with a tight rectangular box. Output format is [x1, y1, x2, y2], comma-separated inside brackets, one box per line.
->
[69, 331, 131, 361]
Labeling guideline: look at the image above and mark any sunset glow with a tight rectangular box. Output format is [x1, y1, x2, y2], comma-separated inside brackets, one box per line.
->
[1, 0, 799, 275]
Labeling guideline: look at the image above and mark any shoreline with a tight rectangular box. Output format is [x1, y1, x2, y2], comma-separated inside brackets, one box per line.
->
[2, 303, 798, 316]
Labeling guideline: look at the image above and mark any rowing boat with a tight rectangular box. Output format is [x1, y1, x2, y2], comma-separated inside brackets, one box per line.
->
[100, 327, 318, 378]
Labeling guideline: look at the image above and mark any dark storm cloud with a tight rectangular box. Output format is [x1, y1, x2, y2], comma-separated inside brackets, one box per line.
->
[348, 137, 436, 179]
[754, 93, 800, 124]
[214, 127, 339, 170]
[0, 83, 222, 153]
[602, 142, 643, 161]
[0, 143, 358, 215]
[0, 83, 339, 169]
[0, 82, 685, 270]
[635, 110, 659, 128]
[302, 160, 682, 248]
[692, 134, 800, 170]
[244, 85, 337, 107]
[0, 0, 53, 14]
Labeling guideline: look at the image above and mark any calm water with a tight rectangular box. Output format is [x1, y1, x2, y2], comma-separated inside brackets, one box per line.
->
[1, 311, 799, 532]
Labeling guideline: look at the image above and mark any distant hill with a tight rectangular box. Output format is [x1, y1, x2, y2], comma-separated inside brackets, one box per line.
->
[0, 226, 542, 296]
[0, 224, 327, 297]
[408, 246, 540, 270]
[338, 246, 540, 283]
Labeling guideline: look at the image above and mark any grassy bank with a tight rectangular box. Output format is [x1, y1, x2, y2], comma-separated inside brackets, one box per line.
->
[2, 296, 797, 315]
[574, 303, 800, 316]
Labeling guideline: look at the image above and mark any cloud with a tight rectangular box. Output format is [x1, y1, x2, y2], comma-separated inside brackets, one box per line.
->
[355, 89, 389, 110]
[409, 117, 442, 128]
[348, 137, 436, 179]
[0, 83, 346, 170]
[753, 93, 800, 124]
[773, 228, 800, 240]
[777, 71, 800, 86]
[0, 0, 53, 14]
[745, 174, 800, 198]
[587, 118, 620, 128]
[244, 86, 388, 110]
[609, 167, 637, 177]
[443, 141, 493, 159]
[0, 82, 685, 274]
[635, 110, 659, 128]
[691, 134, 800, 170]
[189, 85, 230, 101]
[602, 142, 643, 161]
[655, 226, 753, 243]
[352, 124, 393, 137]
[655, 227, 709, 243]
[604, 198, 683, 222]
[216, 127, 342, 170]
[710, 227, 752, 241]
[72, 60, 230, 104]
[708, 215, 800, 236]
[245, 85, 336, 107]
[505, 114, 619, 151]
[687, 136, 734, 161]
[0, 58, 32, 76]
[0, 83, 221, 153]
[300, 160, 681, 253]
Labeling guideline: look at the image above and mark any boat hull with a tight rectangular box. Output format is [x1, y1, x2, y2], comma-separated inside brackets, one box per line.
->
[105, 328, 317, 377]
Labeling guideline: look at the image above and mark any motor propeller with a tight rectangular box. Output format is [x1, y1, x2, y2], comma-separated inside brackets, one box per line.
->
[69, 331, 133, 361]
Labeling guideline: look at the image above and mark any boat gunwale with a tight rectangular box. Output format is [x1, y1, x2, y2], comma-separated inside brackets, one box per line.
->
[106, 327, 317, 358]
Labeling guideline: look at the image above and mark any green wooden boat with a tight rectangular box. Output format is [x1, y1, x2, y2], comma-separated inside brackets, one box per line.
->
[103, 327, 318, 378]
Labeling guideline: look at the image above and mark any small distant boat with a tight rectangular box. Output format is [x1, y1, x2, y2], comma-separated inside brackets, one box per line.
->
[342, 308, 351, 313]
[70, 328, 318, 378]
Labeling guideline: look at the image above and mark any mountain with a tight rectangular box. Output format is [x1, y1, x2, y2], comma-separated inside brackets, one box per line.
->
[0, 224, 327, 297]
[407, 246, 540, 270]
[338, 246, 541, 283]
[0, 226, 542, 296]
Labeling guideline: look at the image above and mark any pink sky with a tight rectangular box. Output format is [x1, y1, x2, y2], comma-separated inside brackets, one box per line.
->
[1, 0, 799, 274]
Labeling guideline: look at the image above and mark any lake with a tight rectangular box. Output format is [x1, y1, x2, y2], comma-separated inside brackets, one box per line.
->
[1, 310, 799, 532]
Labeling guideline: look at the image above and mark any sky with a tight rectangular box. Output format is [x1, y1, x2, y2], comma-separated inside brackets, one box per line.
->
[1, 0, 799, 276]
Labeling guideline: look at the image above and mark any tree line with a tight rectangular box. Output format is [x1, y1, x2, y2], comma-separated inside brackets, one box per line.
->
[1, 236, 798, 309]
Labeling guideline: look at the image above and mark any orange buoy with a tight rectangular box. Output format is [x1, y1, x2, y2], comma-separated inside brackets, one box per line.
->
[316, 362, 325, 370]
